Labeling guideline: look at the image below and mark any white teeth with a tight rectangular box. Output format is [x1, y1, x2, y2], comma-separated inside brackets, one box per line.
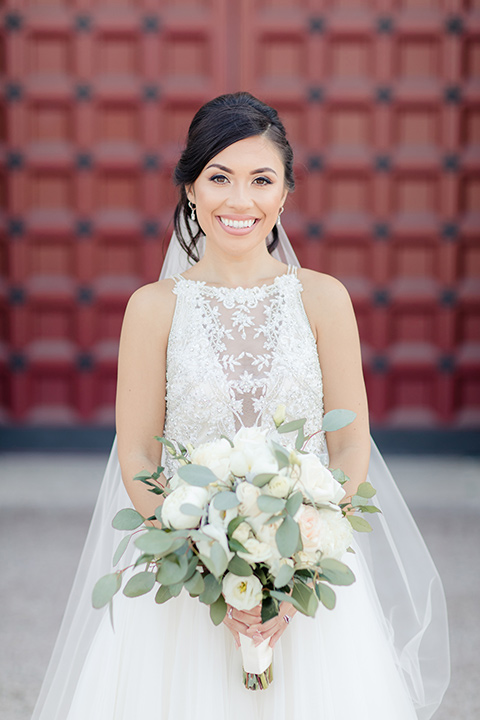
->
[220, 217, 256, 229]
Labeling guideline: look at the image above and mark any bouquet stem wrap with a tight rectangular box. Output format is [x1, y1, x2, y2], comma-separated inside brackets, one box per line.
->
[239, 635, 273, 690]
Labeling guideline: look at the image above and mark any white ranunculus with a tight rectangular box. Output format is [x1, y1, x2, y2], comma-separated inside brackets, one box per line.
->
[222, 572, 263, 611]
[162, 485, 208, 529]
[296, 454, 346, 505]
[191, 438, 233, 482]
[238, 537, 272, 565]
[236, 481, 262, 517]
[268, 473, 292, 498]
[197, 523, 234, 563]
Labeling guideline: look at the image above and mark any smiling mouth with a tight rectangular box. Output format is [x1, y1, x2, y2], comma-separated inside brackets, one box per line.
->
[219, 217, 258, 229]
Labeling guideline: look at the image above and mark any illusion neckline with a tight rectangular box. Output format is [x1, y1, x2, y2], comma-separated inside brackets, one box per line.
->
[174, 265, 297, 293]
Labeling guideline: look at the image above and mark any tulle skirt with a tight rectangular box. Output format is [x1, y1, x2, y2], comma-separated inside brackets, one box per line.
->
[66, 542, 417, 720]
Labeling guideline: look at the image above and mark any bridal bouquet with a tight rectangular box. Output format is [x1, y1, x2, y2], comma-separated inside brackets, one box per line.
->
[93, 408, 379, 690]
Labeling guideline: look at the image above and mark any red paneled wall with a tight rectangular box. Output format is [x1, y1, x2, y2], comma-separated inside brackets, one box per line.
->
[1, 0, 479, 430]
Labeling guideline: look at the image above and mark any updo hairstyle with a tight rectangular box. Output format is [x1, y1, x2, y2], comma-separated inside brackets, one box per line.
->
[173, 92, 295, 263]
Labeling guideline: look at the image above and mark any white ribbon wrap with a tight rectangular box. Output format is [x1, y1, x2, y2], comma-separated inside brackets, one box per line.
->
[239, 634, 273, 675]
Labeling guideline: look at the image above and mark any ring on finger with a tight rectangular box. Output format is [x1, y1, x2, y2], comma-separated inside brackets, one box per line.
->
[227, 607, 233, 619]
[283, 614, 291, 624]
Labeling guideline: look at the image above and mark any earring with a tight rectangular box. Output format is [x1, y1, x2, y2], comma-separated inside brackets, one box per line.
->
[277, 206, 284, 225]
[188, 201, 196, 222]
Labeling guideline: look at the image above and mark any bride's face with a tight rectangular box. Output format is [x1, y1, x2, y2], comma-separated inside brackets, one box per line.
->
[187, 135, 288, 257]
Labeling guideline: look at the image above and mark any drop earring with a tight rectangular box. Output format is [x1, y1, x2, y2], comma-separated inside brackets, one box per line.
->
[277, 206, 284, 225]
[188, 201, 196, 222]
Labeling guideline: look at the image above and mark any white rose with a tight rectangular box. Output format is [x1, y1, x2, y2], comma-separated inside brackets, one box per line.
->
[197, 523, 234, 563]
[222, 572, 263, 611]
[162, 485, 208, 529]
[296, 454, 345, 505]
[238, 537, 272, 564]
[232, 428, 278, 477]
[191, 438, 233, 481]
[236, 481, 262, 517]
[268, 473, 292, 498]
[232, 521, 252, 544]
[314, 508, 353, 560]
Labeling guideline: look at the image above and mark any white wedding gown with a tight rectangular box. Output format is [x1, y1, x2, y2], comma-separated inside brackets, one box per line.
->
[33, 265, 449, 720]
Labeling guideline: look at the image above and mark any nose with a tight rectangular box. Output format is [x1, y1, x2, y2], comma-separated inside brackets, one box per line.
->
[224, 182, 254, 211]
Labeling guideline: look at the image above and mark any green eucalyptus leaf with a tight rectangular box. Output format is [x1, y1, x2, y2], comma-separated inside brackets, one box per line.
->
[227, 515, 247, 536]
[277, 418, 306, 434]
[213, 492, 240, 511]
[112, 534, 131, 566]
[228, 538, 248, 554]
[112, 508, 144, 531]
[273, 563, 295, 588]
[177, 464, 218, 487]
[197, 553, 217, 577]
[180, 502, 204, 516]
[135, 529, 174, 555]
[252, 473, 277, 487]
[123, 571, 156, 598]
[261, 595, 279, 623]
[257, 495, 285, 513]
[169, 581, 184, 597]
[227, 554, 253, 576]
[269, 589, 303, 614]
[355, 482, 376, 498]
[134, 553, 154, 567]
[271, 441, 290, 469]
[347, 515, 373, 533]
[154, 436, 176, 453]
[292, 581, 318, 617]
[210, 542, 229, 576]
[210, 594, 227, 625]
[156, 554, 189, 585]
[133, 469, 154, 481]
[319, 558, 356, 586]
[276, 515, 300, 557]
[189, 529, 211, 543]
[315, 581, 336, 610]
[92, 573, 121, 609]
[199, 573, 222, 605]
[322, 409, 356, 432]
[359, 505, 382, 514]
[295, 427, 306, 451]
[220, 434, 234, 448]
[330, 468, 347, 485]
[155, 585, 172, 604]
[185, 571, 205, 597]
[285, 491, 303, 517]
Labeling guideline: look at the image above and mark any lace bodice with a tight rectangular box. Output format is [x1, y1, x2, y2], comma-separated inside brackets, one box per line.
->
[163, 266, 326, 477]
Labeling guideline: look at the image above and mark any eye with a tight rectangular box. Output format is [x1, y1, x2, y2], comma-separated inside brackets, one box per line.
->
[253, 176, 272, 186]
[210, 174, 229, 184]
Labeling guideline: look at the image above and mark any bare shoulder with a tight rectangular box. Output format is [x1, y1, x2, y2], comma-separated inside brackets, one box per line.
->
[297, 268, 354, 317]
[123, 278, 177, 338]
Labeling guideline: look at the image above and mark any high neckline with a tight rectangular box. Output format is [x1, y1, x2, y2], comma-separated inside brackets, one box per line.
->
[174, 265, 296, 292]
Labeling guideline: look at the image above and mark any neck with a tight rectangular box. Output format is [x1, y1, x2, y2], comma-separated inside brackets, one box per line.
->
[189, 240, 285, 288]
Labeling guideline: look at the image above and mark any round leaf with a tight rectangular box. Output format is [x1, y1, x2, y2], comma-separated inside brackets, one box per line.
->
[177, 464, 218, 487]
[347, 515, 373, 533]
[319, 558, 356, 586]
[123, 571, 156, 598]
[274, 563, 295, 589]
[185, 571, 205, 597]
[180, 503, 204, 516]
[156, 555, 189, 585]
[285, 491, 303, 517]
[155, 585, 172, 604]
[277, 418, 306, 434]
[316, 581, 336, 610]
[252, 473, 276, 487]
[135, 529, 174, 555]
[276, 515, 300, 557]
[355, 482, 376, 499]
[211, 541, 229, 576]
[92, 573, 121, 609]
[322, 409, 356, 433]
[213, 492, 240, 511]
[199, 573, 222, 605]
[228, 554, 253, 576]
[112, 508, 144, 531]
[257, 495, 285, 514]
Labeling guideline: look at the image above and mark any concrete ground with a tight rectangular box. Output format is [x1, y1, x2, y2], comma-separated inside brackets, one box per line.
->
[0, 452, 479, 720]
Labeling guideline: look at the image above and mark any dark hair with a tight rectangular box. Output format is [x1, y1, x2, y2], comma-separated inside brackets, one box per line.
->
[173, 92, 295, 263]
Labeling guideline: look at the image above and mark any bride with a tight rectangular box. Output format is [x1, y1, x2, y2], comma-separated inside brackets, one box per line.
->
[32, 92, 449, 719]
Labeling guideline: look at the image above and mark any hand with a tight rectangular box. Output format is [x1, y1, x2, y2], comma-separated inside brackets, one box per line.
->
[223, 604, 262, 649]
[245, 601, 297, 649]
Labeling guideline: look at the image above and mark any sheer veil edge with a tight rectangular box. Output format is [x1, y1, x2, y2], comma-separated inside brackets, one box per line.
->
[32, 225, 450, 720]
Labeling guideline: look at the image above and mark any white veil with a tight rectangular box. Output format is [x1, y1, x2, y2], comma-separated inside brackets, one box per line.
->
[32, 225, 449, 720]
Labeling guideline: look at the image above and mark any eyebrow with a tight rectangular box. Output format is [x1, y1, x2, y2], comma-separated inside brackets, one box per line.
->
[206, 163, 278, 176]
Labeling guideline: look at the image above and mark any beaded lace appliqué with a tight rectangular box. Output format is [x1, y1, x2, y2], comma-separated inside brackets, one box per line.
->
[163, 268, 326, 477]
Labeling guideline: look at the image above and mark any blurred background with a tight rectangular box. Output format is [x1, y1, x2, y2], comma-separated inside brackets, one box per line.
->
[1, 0, 479, 452]
[1, 1, 480, 719]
